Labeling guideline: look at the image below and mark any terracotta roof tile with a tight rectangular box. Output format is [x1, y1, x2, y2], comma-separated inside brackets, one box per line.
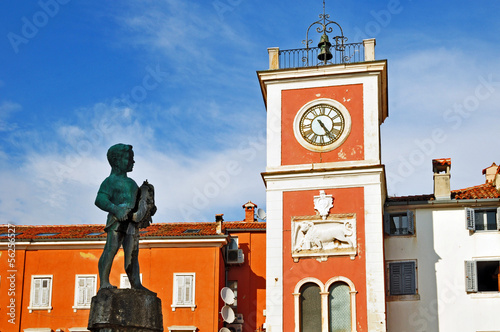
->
[451, 182, 500, 200]
[0, 221, 266, 241]
[387, 182, 500, 203]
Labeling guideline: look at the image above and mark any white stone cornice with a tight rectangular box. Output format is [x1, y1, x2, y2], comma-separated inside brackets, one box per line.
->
[0, 237, 227, 250]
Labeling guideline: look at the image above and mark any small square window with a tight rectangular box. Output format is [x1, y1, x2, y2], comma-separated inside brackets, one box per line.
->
[384, 210, 414, 236]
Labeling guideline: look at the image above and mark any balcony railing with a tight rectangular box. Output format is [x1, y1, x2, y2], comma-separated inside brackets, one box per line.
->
[278, 42, 364, 69]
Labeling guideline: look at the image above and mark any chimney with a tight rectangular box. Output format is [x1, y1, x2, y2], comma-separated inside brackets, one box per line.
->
[242, 201, 257, 222]
[482, 163, 499, 183]
[433, 158, 451, 200]
[215, 214, 224, 234]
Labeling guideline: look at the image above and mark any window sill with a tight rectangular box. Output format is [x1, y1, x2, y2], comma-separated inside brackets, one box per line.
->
[72, 305, 91, 312]
[167, 326, 197, 332]
[386, 294, 420, 302]
[385, 233, 415, 237]
[171, 304, 196, 312]
[471, 292, 500, 299]
[27, 306, 52, 313]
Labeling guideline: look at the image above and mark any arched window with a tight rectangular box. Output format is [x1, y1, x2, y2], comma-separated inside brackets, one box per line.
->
[329, 282, 351, 332]
[300, 283, 322, 332]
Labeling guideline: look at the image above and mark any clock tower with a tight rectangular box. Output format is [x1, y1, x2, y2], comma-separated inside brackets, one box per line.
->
[257, 6, 388, 332]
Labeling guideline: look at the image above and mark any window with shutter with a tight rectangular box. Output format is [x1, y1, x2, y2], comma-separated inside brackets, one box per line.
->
[384, 210, 415, 236]
[73, 275, 97, 311]
[29, 275, 53, 312]
[466, 208, 499, 232]
[388, 261, 417, 298]
[172, 273, 196, 311]
[465, 260, 500, 293]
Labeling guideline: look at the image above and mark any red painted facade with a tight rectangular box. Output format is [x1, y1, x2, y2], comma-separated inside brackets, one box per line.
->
[282, 188, 368, 331]
[281, 84, 365, 166]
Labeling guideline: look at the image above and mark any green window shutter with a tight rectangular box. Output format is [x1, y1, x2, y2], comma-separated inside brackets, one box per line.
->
[389, 263, 403, 295]
[402, 262, 416, 294]
[407, 210, 415, 235]
[465, 261, 478, 293]
[390, 262, 416, 295]
[383, 213, 391, 234]
[466, 208, 475, 231]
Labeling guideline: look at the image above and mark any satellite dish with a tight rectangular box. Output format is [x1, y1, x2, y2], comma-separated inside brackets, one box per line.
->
[219, 328, 231, 332]
[220, 287, 235, 305]
[256, 208, 267, 221]
[221, 305, 235, 323]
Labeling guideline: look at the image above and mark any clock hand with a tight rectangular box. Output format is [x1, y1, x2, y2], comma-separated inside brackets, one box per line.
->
[317, 119, 336, 140]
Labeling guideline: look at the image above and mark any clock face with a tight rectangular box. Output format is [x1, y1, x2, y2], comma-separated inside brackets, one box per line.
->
[293, 98, 351, 153]
[299, 104, 345, 146]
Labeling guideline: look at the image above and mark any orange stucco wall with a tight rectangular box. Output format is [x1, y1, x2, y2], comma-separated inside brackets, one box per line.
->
[282, 187, 368, 332]
[0, 245, 224, 331]
[0, 247, 26, 331]
[226, 231, 266, 331]
[281, 84, 364, 165]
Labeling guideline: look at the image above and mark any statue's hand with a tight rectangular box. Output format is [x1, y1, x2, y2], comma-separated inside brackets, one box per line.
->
[114, 204, 131, 221]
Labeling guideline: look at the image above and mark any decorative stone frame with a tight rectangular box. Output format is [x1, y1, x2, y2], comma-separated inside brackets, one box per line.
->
[293, 98, 352, 153]
[291, 214, 357, 262]
[293, 276, 358, 332]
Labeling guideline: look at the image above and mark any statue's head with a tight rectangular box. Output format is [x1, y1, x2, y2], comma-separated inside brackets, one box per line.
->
[107, 144, 134, 172]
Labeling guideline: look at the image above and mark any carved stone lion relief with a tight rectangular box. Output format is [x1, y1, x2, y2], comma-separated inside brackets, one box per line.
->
[291, 214, 357, 262]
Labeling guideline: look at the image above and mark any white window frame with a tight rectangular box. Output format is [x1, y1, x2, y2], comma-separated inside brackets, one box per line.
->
[167, 326, 197, 332]
[28, 275, 53, 313]
[119, 273, 143, 289]
[386, 260, 420, 301]
[466, 207, 500, 232]
[73, 274, 97, 312]
[171, 273, 196, 311]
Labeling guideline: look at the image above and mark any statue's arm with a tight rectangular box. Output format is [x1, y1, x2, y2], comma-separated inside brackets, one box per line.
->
[95, 181, 130, 221]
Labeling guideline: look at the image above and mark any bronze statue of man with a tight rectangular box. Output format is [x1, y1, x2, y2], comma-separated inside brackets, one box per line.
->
[95, 143, 156, 291]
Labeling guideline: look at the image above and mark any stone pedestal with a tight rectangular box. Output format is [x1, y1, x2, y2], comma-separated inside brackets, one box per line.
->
[88, 288, 163, 332]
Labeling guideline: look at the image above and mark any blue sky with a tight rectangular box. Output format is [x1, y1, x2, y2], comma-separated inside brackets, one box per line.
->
[1, 0, 500, 225]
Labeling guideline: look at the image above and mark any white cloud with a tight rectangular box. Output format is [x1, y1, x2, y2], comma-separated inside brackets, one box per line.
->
[0, 100, 266, 225]
[382, 46, 500, 197]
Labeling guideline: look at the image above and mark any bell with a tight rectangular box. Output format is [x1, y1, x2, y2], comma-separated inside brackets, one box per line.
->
[317, 33, 332, 49]
[317, 33, 333, 61]
[318, 44, 333, 61]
